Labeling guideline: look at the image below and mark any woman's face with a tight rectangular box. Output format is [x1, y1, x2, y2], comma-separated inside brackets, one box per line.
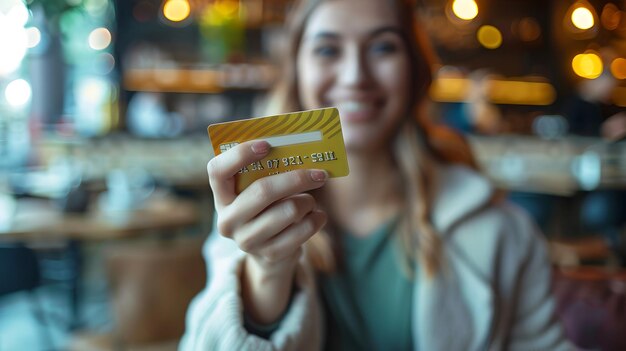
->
[297, 0, 411, 152]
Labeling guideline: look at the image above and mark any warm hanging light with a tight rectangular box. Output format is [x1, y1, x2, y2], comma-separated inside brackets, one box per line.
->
[564, 1, 598, 39]
[571, 6, 594, 30]
[451, 0, 478, 21]
[477, 25, 502, 49]
[610, 58, 626, 80]
[163, 0, 191, 22]
[572, 52, 603, 79]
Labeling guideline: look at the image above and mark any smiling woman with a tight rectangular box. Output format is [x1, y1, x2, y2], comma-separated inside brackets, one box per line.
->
[181, 0, 573, 350]
[297, 4, 411, 151]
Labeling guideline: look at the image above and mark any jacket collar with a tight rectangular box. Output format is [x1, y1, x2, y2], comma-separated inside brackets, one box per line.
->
[431, 164, 494, 234]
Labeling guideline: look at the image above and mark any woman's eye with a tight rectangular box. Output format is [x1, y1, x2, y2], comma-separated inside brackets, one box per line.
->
[370, 42, 397, 55]
[313, 45, 339, 58]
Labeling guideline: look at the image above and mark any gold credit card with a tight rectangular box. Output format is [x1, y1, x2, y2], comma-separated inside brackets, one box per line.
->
[208, 107, 350, 193]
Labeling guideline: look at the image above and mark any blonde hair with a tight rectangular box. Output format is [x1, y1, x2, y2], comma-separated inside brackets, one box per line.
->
[267, 0, 479, 277]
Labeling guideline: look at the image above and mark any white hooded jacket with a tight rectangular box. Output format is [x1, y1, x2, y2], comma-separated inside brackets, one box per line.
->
[180, 165, 573, 351]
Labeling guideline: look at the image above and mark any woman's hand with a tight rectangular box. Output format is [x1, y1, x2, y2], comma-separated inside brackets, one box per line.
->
[207, 140, 328, 324]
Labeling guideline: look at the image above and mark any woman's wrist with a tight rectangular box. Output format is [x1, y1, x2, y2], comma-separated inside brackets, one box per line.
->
[241, 252, 299, 325]
[246, 251, 300, 281]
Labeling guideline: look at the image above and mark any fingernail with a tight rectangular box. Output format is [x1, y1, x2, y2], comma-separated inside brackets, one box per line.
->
[251, 141, 270, 154]
[310, 170, 328, 182]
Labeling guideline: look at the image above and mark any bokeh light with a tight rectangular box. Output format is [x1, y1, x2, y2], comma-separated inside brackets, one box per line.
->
[610, 58, 626, 80]
[88, 27, 112, 50]
[97, 53, 116, 75]
[452, 0, 478, 21]
[477, 25, 502, 49]
[5, 79, 32, 108]
[489, 80, 556, 106]
[163, 0, 191, 22]
[601, 3, 621, 31]
[0, 14, 28, 76]
[214, 0, 240, 18]
[26, 27, 41, 48]
[84, 0, 109, 16]
[572, 53, 603, 79]
[133, 1, 156, 22]
[571, 6, 594, 30]
[532, 115, 568, 139]
[202, 0, 241, 26]
[7, 1, 29, 27]
[517, 17, 541, 42]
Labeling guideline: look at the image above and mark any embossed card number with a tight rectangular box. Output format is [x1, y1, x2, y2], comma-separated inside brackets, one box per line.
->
[240, 151, 338, 174]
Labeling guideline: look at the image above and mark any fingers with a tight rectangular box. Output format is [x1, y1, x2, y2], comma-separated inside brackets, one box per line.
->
[207, 140, 271, 207]
[233, 194, 316, 251]
[221, 169, 327, 230]
[208, 139, 329, 264]
[254, 210, 327, 263]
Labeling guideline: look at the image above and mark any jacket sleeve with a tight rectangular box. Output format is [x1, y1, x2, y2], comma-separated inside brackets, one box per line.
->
[179, 228, 324, 351]
[502, 204, 575, 351]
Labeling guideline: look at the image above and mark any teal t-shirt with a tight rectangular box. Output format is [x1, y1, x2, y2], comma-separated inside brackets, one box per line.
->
[319, 219, 415, 351]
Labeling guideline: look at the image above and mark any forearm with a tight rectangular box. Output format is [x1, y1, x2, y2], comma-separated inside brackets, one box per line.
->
[241, 253, 298, 325]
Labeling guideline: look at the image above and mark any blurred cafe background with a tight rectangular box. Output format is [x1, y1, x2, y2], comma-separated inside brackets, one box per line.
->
[0, 0, 625, 350]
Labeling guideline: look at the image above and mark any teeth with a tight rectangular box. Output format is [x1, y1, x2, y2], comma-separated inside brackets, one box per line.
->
[337, 101, 373, 113]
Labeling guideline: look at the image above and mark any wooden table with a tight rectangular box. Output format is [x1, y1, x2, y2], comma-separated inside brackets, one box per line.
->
[0, 196, 200, 330]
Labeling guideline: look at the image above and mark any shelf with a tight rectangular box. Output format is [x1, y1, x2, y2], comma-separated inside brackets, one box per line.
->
[122, 64, 276, 93]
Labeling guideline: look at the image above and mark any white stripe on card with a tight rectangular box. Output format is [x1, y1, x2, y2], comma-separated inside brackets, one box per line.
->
[260, 131, 322, 147]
